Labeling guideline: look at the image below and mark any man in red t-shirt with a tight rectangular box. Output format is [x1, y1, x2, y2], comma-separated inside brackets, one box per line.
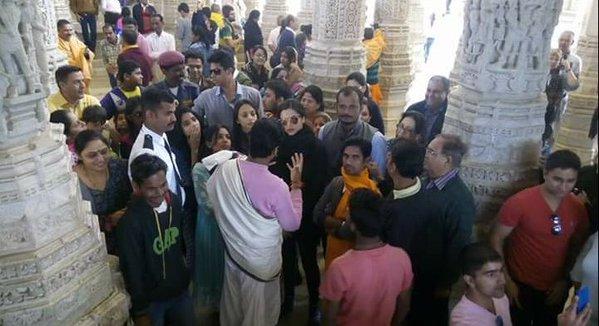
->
[320, 188, 413, 326]
[491, 150, 589, 325]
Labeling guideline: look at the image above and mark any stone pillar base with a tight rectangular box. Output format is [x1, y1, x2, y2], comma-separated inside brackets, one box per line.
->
[443, 88, 546, 223]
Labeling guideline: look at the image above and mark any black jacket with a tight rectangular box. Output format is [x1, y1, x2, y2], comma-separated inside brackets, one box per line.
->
[116, 193, 190, 316]
[243, 19, 263, 51]
[270, 127, 328, 230]
[132, 3, 157, 34]
[406, 99, 448, 143]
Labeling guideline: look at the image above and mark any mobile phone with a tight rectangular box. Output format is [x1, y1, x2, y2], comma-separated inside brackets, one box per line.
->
[576, 285, 590, 314]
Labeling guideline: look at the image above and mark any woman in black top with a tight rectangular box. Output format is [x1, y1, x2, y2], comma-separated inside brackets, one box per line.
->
[243, 10, 263, 59]
[269, 99, 328, 323]
[242, 45, 270, 90]
[74, 130, 132, 254]
[231, 99, 259, 155]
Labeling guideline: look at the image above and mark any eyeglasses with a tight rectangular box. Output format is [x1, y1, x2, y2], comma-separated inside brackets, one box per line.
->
[210, 68, 222, 76]
[83, 147, 110, 160]
[550, 214, 563, 235]
[281, 115, 300, 127]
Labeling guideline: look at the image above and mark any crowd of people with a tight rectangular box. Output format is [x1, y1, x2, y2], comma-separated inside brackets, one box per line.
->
[47, 1, 598, 325]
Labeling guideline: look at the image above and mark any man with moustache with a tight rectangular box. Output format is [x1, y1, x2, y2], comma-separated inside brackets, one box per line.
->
[406, 75, 450, 144]
[129, 87, 186, 207]
[319, 86, 387, 179]
[450, 243, 512, 325]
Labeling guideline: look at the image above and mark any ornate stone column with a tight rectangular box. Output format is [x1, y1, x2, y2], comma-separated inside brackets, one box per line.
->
[303, 0, 366, 113]
[244, 0, 261, 12]
[297, 0, 315, 26]
[53, 0, 81, 34]
[0, 0, 130, 324]
[408, 0, 425, 73]
[554, 0, 598, 164]
[163, 0, 183, 33]
[375, 0, 413, 134]
[443, 0, 563, 227]
[261, 0, 288, 41]
[39, 0, 69, 94]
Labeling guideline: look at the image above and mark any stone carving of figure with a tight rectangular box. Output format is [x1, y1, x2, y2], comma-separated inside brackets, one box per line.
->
[20, 0, 48, 95]
[465, 4, 482, 63]
[525, 4, 545, 70]
[0, 0, 36, 97]
[497, 0, 525, 69]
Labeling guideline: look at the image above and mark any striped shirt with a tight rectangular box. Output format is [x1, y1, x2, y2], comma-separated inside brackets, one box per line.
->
[426, 168, 459, 190]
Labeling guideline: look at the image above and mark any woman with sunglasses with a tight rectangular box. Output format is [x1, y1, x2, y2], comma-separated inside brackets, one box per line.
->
[232, 99, 259, 155]
[269, 99, 328, 323]
[74, 130, 132, 255]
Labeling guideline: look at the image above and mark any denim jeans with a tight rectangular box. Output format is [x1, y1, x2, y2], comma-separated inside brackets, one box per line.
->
[79, 13, 97, 52]
[148, 291, 196, 326]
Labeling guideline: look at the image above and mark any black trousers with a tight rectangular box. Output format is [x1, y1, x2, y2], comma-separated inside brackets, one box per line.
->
[511, 280, 568, 326]
[282, 220, 322, 307]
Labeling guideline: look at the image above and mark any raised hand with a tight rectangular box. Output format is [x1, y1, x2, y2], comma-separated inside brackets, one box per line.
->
[287, 153, 304, 187]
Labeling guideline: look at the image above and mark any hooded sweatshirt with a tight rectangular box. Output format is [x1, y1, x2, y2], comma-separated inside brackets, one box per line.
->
[116, 193, 190, 315]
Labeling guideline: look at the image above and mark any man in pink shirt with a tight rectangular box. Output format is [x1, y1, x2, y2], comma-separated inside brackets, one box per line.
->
[320, 188, 413, 326]
[208, 119, 303, 326]
[450, 243, 512, 326]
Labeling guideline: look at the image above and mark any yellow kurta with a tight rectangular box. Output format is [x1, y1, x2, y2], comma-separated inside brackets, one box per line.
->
[47, 92, 100, 118]
[58, 37, 95, 91]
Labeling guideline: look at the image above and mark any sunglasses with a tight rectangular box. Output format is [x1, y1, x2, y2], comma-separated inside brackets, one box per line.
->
[281, 115, 301, 127]
[210, 68, 222, 76]
[550, 214, 563, 235]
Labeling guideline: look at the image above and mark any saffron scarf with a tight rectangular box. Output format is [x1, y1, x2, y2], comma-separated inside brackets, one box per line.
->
[324, 167, 379, 269]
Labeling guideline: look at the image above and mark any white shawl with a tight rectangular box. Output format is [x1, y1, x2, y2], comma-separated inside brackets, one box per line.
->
[207, 159, 282, 281]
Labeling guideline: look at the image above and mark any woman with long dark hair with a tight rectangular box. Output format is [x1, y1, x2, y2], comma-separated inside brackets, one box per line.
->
[269, 99, 328, 323]
[243, 10, 263, 59]
[232, 99, 259, 155]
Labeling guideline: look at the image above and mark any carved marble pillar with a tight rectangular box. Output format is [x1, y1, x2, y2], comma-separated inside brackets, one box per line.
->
[244, 0, 261, 12]
[553, 0, 587, 39]
[261, 0, 288, 41]
[408, 0, 425, 73]
[0, 0, 130, 324]
[303, 0, 366, 113]
[375, 0, 413, 134]
[53, 0, 81, 34]
[443, 0, 563, 227]
[40, 0, 69, 94]
[163, 0, 182, 33]
[53, 0, 70, 21]
[297, 0, 315, 26]
[554, 0, 598, 164]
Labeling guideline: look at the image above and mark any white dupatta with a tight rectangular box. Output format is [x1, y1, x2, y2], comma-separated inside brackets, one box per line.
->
[207, 159, 282, 281]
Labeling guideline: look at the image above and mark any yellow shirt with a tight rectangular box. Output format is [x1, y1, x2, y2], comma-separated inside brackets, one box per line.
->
[47, 92, 101, 118]
[122, 86, 142, 98]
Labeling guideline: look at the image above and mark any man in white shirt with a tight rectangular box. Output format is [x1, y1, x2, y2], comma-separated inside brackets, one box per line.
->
[267, 15, 284, 53]
[129, 87, 185, 206]
[148, 14, 176, 82]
